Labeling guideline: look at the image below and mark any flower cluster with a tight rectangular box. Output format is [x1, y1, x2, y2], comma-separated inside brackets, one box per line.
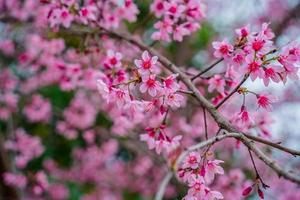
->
[97, 50, 185, 141]
[5, 129, 44, 169]
[47, 0, 139, 29]
[207, 23, 300, 132]
[23, 94, 52, 123]
[178, 151, 224, 200]
[151, 0, 205, 42]
[140, 125, 182, 154]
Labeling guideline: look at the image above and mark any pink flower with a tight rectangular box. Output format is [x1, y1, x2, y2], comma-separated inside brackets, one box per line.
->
[49, 8, 74, 28]
[261, 23, 275, 40]
[256, 94, 276, 111]
[134, 51, 158, 75]
[204, 159, 224, 183]
[246, 35, 273, 54]
[166, 135, 182, 151]
[173, 24, 190, 41]
[5, 129, 44, 169]
[155, 136, 168, 154]
[245, 55, 263, 81]
[140, 74, 161, 97]
[163, 74, 180, 93]
[3, 173, 27, 188]
[151, 18, 173, 42]
[208, 75, 225, 93]
[104, 50, 123, 69]
[204, 188, 224, 200]
[263, 66, 281, 86]
[118, 0, 139, 22]
[63, 93, 97, 130]
[48, 184, 69, 200]
[79, 6, 97, 25]
[111, 88, 130, 108]
[165, 93, 184, 108]
[140, 129, 156, 150]
[150, 0, 165, 17]
[33, 171, 49, 195]
[212, 39, 234, 59]
[96, 79, 110, 102]
[235, 25, 250, 38]
[164, 1, 186, 19]
[239, 106, 252, 124]
[186, 175, 206, 198]
[183, 152, 201, 169]
[23, 95, 51, 123]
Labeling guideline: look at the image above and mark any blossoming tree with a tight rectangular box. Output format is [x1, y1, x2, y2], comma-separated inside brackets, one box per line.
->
[0, 0, 300, 200]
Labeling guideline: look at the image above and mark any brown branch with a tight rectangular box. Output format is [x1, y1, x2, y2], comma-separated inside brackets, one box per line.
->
[174, 131, 300, 184]
[203, 107, 208, 140]
[244, 133, 300, 156]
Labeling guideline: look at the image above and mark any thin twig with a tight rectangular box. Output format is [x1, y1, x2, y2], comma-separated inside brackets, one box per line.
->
[248, 148, 270, 189]
[191, 58, 224, 81]
[244, 133, 300, 156]
[203, 107, 208, 140]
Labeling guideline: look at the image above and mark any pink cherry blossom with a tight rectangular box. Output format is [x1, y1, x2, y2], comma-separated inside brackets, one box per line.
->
[23, 95, 51, 123]
[245, 55, 264, 81]
[212, 39, 234, 59]
[134, 51, 158, 75]
[104, 50, 123, 69]
[208, 75, 226, 93]
[79, 6, 97, 25]
[163, 74, 180, 93]
[183, 152, 201, 169]
[140, 74, 161, 97]
[256, 94, 276, 111]
[204, 160, 224, 183]
[165, 93, 184, 108]
[235, 25, 250, 38]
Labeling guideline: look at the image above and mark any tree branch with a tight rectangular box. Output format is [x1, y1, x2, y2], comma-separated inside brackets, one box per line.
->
[154, 171, 173, 200]
[244, 133, 300, 156]
[174, 130, 300, 184]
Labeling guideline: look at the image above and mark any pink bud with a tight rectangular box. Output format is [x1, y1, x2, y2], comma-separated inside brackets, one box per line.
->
[242, 186, 252, 196]
[200, 166, 206, 177]
[258, 188, 264, 199]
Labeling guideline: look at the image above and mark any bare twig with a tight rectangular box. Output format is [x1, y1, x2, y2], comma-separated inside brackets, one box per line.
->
[244, 133, 300, 156]
[203, 107, 208, 140]
[191, 58, 224, 81]
[155, 171, 173, 200]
